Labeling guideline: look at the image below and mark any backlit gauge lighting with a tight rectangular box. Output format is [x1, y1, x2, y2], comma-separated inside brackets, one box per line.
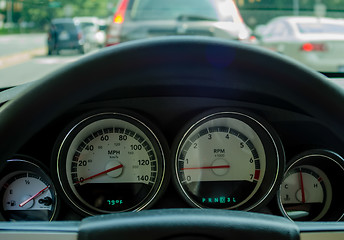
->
[55, 112, 166, 215]
[173, 110, 284, 210]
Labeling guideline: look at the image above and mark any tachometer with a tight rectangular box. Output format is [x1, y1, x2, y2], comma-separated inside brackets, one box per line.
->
[54, 111, 167, 215]
[172, 110, 284, 210]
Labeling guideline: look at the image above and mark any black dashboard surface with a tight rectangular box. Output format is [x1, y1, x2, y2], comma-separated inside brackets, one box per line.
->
[1, 37, 344, 222]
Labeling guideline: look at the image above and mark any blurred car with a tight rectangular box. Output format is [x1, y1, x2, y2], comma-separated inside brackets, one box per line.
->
[105, 0, 251, 46]
[255, 16, 344, 72]
[47, 18, 86, 55]
[74, 17, 107, 48]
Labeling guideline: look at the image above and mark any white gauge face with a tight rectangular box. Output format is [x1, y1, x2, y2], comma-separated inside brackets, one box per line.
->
[0, 159, 58, 221]
[280, 165, 332, 221]
[2, 172, 53, 212]
[57, 113, 165, 214]
[174, 112, 281, 210]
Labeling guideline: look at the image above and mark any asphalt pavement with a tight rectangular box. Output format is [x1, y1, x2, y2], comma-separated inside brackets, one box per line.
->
[0, 33, 46, 57]
[0, 33, 89, 87]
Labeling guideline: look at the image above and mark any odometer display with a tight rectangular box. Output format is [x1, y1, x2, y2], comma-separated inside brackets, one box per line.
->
[56, 112, 166, 215]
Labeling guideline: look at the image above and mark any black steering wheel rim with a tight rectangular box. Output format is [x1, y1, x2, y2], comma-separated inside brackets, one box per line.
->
[0, 36, 343, 166]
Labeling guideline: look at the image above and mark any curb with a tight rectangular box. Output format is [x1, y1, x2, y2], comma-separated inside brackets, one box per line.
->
[0, 47, 47, 70]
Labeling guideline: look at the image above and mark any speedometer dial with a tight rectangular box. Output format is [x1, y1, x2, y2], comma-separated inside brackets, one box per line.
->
[55, 111, 167, 215]
[173, 110, 284, 210]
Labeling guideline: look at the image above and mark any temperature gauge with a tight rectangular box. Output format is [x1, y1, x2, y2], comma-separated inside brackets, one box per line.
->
[278, 150, 344, 221]
[279, 165, 332, 221]
[0, 159, 58, 221]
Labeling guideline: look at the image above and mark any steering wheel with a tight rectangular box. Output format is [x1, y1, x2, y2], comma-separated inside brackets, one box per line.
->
[0, 36, 343, 239]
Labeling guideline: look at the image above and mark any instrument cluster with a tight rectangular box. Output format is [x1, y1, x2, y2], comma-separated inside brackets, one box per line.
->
[1, 108, 344, 222]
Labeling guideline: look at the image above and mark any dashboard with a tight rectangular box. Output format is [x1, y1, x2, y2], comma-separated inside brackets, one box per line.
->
[1, 96, 344, 222]
[1, 37, 344, 240]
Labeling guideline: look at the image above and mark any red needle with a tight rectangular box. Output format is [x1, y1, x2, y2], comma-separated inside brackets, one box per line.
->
[299, 169, 306, 203]
[181, 165, 230, 170]
[19, 185, 50, 207]
[75, 164, 124, 185]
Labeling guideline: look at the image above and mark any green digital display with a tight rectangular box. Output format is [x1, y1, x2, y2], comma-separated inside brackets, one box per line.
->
[107, 200, 123, 205]
[201, 197, 236, 204]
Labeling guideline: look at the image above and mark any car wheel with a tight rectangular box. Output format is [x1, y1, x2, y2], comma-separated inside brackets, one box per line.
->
[79, 46, 85, 54]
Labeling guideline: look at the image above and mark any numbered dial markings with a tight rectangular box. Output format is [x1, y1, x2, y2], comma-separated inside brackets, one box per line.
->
[57, 113, 165, 214]
[280, 166, 332, 221]
[174, 113, 272, 210]
[0, 160, 58, 221]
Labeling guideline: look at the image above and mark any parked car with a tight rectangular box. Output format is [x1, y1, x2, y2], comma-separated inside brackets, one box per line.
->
[255, 16, 344, 72]
[105, 0, 251, 46]
[47, 18, 86, 55]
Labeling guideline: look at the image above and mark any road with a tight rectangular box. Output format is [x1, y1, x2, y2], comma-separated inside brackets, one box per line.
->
[0, 33, 46, 57]
[0, 53, 83, 88]
[0, 33, 92, 88]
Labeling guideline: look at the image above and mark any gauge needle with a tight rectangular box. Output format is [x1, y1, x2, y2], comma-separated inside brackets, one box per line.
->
[19, 185, 50, 207]
[181, 165, 230, 170]
[299, 169, 306, 203]
[75, 164, 124, 184]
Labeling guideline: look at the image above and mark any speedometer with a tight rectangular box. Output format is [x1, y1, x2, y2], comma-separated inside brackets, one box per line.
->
[54, 111, 167, 215]
[172, 110, 285, 210]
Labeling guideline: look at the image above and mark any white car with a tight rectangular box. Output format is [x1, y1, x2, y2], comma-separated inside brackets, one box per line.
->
[256, 16, 344, 72]
[74, 17, 107, 48]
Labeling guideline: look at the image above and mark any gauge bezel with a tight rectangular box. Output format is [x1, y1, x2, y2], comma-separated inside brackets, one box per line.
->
[53, 110, 168, 216]
[171, 109, 285, 211]
[277, 149, 344, 221]
[0, 157, 59, 221]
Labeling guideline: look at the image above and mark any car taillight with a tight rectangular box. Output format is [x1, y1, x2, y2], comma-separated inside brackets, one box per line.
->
[105, 43, 120, 47]
[301, 43, 326, 52]
[113, 0, 129, 24]
[78, 32, 82, 40]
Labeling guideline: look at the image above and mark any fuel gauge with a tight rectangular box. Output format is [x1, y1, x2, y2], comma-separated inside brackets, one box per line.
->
[0, 159, 58, 221]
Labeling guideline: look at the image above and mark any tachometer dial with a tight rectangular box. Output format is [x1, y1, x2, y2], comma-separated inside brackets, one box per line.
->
[0, 159, 58, 221]
[55, 111, 167, 215]
[173, 110, 284, 210]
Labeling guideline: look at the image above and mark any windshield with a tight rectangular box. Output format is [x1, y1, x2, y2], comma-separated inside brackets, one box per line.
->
[1, 0, 344, 88]
[297, 23, 344, 34]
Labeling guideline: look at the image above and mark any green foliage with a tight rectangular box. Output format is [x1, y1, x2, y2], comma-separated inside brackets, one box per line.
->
[1, 0, 119, 28]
